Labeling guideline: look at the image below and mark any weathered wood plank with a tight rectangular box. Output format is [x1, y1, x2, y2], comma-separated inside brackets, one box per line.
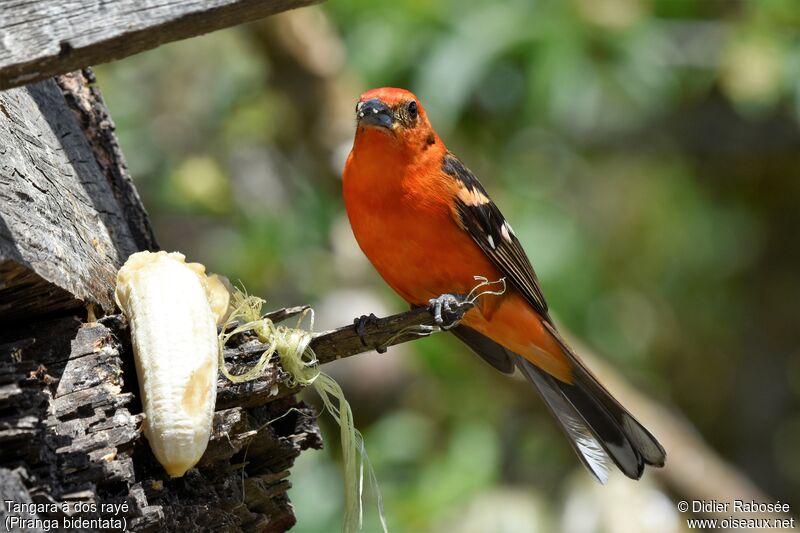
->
[0, 0, 322, 91]
[0, 71, 154, 320]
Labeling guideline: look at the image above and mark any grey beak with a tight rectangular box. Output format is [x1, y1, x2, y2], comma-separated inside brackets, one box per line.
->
[357, 98, 394, 129]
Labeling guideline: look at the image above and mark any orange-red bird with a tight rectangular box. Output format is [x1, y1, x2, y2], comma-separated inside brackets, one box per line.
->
[343, 87, 665, 481]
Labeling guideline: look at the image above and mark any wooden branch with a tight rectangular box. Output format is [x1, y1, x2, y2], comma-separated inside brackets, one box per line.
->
[216, 302, 471, 407]
[311, 305, 461, 364]
[0, 0, 323, 91]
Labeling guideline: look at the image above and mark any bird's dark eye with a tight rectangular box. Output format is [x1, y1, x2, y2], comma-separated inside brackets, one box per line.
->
[407, 101, 418, 120]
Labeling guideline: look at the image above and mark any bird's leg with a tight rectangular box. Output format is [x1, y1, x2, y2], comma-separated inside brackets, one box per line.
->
[428, 293, 470, 330]
[353, 313, 387, 354]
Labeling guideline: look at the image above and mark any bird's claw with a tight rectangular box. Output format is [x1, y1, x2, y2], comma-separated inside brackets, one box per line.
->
[353, 313, 387, 353]
[428, 293, 469, 330]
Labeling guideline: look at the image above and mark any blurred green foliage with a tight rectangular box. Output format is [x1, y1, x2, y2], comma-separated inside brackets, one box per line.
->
[96, 0, 800, 530]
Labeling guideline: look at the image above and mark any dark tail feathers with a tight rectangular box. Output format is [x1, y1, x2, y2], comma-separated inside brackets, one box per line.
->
[452, 324, 666, 482]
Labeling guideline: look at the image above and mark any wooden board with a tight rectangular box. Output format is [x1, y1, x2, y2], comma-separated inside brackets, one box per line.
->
[0, 0, 322, 90]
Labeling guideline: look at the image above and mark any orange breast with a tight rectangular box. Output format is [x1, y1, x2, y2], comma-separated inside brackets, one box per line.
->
[343, 154, 500, 306]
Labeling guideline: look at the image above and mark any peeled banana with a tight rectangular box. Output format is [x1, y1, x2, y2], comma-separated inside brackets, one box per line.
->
[115, 251, 222, 477]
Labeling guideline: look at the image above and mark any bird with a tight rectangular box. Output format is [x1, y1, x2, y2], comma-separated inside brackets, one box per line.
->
[342, 87, 665, 482]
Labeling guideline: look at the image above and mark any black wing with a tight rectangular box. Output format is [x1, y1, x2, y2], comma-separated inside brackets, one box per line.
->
[443, 153, 552, 324]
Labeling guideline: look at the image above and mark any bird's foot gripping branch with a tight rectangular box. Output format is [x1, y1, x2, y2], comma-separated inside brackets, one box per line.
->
[349, 276, 508, 356]
[428, 276, 508, 330]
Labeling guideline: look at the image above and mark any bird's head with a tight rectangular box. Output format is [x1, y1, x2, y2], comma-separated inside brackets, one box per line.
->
[352, 87, 441, 158]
